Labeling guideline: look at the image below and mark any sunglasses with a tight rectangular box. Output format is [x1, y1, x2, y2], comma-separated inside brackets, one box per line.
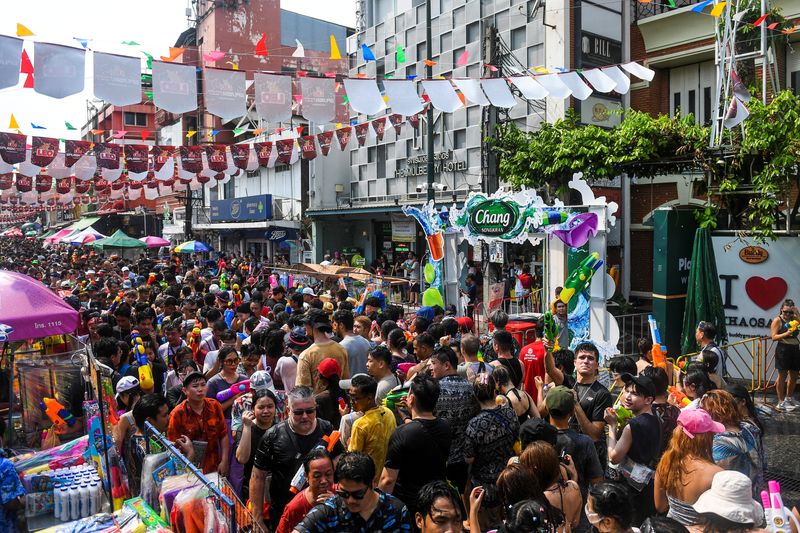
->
[224, 358, 240, 365]
[336, 487, 368, 500]
[292, 408, 316, 417]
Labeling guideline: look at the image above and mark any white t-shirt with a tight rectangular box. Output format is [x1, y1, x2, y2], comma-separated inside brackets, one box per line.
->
[203, 349, 220, 375]
[275, 355, 298, 391]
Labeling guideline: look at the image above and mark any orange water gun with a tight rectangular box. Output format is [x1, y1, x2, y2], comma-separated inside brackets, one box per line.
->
[108, 291, 124, 313]
[648, 314, 668, 370]
[146, 272, 156, 285]
[232, 284, 243, 307]
[668, 386, 691, 407]
[40, 397, 76, 433]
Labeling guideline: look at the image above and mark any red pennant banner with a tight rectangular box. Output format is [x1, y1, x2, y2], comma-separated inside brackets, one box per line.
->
[300, 135, 317, 160]
[214, 172, 226, 181]
[275, 139, 294, 165]
[317, 131, 334, 156]
[94, 177, 110, 192]
[65, 140, 92, 167]
[112, 176, 127, 190]
[372, 117, 386, 141]
[409, 114, 421, 129]
[0, 132, 27, 164]
[197, 173, 211, 184]
[179, 146, 203, 173]
[336, 127, 352, 150]
[254, 142, 273, 167]
[124, 145, 150, 174]
[355, 123, 369, 146]
[95, 143, 122, 170]
[31, 136, 59, 167]
[56, 177, 71, 194]
[35, 175, 52, 193]
[204, 145, 228, 172]
[0, 173, 12, 190]
[389, 114, 404, 135]
[15, 174, 32, 193]
[230, 144, 250, 170]
[20, 50, 33, 74]
[74, 180, 91, 194]
[151, 146, 174, 171]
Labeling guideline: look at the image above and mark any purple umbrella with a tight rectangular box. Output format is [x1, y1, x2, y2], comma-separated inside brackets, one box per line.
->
[0, 271, 79, 341]
[139, 236, 171, 248]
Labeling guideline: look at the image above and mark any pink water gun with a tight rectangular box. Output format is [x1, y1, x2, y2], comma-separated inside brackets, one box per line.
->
[216, 380, 251, 402]
[762, 480, 800, 533]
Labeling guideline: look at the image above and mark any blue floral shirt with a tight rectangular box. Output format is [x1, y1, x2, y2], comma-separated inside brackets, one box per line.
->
[0, 457, 24, 532]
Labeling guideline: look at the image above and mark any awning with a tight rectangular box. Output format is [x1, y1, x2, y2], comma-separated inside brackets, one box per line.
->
[64, 216, 101, 232]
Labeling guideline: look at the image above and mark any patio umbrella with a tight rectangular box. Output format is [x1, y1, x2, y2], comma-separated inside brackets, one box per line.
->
[90, 229, 147, 250]
[63, 227, 106, 245]
[0, 227, 22, 237]
[139, 235, 171, 248]
[681, 227, 728, 354]
[0, 270, 79, 341]
[45, 228, 75, 245]
[174, 240, 210, 253]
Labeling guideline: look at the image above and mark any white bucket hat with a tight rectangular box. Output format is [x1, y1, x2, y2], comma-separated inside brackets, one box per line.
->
[693, 470, 764, 525]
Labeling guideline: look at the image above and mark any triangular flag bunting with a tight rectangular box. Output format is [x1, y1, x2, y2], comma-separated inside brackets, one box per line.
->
[31, 123, 45, 129]
[142, 51, 154, 70]
[456, 49, 469, 66]
[160, 47, 185, 62]
[784, 25, 798, 34]
[16, 23, 34, 37]
[753, 14, 769, 25]
[23, 73, 33, 89]
[65, 122, 76, 131]
[9, 115, 19, 130]
[424, 59, 437, 67]
[485, 64, 499, 72]
[361, 43, 376, 61]
[253, 128, 264, 136]
[112, 130, 128, 139]
[330, 35, 342, 60]
[203, 50, 226, 62]
[233, 128, 246, 136]
[73, 37, 90, 49]
[691, 0, 713, 13]
[255, 33, 268, 57]
[292, 39, 305, 58]
[121, 41, 140, 46]
[211, 129, 220, 137]
[186, 130, 197, 139]
[767, 22, 779, 29]
[227, 61, 239, 70]
[667, 0, 676, 7]
[140, 130, 151, 141]
[20, 50, 33, 74]
[91, 129, 105, 135]
[396, 44, 406, 64]
[144, 91, 153, 101]
[709, 2, 728, 17]
[534, 67, 549, 73]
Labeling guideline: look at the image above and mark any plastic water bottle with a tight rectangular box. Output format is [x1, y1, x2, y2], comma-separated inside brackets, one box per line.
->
[89, 482, 99, 515]
[60, 488, 70, 521]
[69, 484, 80, 520]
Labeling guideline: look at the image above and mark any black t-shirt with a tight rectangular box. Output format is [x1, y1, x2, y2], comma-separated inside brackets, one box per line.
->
[252, 419, 345, 525]
[626, 412, 662, 466]
[240, 424, 269, 502]
[384, 417, 452, 511]
[652, 402, 680, 457]
[570, 380, 612, 466]
[555, 428, 604, 499]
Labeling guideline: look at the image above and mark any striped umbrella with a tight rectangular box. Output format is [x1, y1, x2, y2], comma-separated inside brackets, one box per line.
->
[174, 240, 211, 253]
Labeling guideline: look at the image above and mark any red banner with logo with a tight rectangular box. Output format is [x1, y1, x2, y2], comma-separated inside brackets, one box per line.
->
[336, 127, 351, 150]
[254, 142, 272, 167]
[372, 117, 386, 141]
[355, 123, 369, 147]
[389, 114, 404, 135]
[0, 132, 27, 165]
[230, 144, 250, 170]
[15, 174, 32, 193]
[205, 145, 228, 172]
[275, 139, 294, 165]
[300, 136, 317, 160]
[124, 145, 150, 174]
[317, 131, 334, 156]
[31, 136, 59, 167]
[179, 146, 203, 173]
[65, 140, 92, 167]
[151, 146, 173, 171]
[35, 175, 52, 193]
[95, 143, 121, 170]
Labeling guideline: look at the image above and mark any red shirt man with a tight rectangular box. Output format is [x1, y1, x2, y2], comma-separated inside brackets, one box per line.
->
[520, 339, 546, 397]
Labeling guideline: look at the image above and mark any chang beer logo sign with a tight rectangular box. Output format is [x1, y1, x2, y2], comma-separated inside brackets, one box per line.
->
[468, 199, 519, 236]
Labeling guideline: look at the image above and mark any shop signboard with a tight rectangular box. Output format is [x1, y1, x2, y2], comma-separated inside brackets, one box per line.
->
[468, 199, 520, 237]
[210, 194, 273, 222]
[265, 226, 299, 241]
[391, 215, 416, 243]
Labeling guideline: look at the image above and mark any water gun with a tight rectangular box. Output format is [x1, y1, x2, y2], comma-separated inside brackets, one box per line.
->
[355, 284, 373, 315]
[130, 330, 154, 392]
[40, 397, 76, 430]
[124, 497, 169, 529]
[614, 404, 634, 426]
[187, 324, 201, 361]
[785, 320, 800, 333]
[146, 272, 156, 285]
[668, 386, 691, 407]
[338, 277, 347, 291]
[383, 389, 409, 410]
[647, 314, 668, 370]
[559, 252, 603, 304]
[542, 311, 560, 351]
[102, 379, 120, 426]
[233, 283, 243, 306]
[762, 480, 800, 533]
[289, 431, 341, 493]
[220, 271, 228, 291]
[108, 291, 124, 313]
[216, 380, 251, 402]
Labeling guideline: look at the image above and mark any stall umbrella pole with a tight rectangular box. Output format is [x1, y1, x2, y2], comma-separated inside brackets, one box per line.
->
[2, 341, 11, 447]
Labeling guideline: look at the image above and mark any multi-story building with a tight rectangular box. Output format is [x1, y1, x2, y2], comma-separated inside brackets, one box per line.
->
[308, 0, 626, 272]
[156, 0, 353, 260]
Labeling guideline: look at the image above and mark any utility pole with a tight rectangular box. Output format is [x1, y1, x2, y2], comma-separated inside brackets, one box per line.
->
[482, 25, 499, 195]
[425, 0, 435, 202]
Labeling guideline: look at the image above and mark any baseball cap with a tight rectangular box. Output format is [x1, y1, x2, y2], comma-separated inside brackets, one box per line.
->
[86, 269, 96, 275]
[339, 373, 369, 390]
[519, 418, 558, 449]
[620, 373, 656, 399]
[182, 371, 206, 388]
[121, 266, 130, 272]
[545, 385, 575, 415]
[416, 306, 435, 323]
[692, 471, 763, 525]
[677, 408, 725, 439]
[250, 370, 276, 394]
[302, 287, 316, 297]
[215, 291, 230, 303]
[115, 376, 139, 398]
[318, 358, 341, 379]
[209, 284, 220, 294]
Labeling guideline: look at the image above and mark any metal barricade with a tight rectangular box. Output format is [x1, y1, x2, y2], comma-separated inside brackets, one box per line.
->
[613, 312, 650, 357]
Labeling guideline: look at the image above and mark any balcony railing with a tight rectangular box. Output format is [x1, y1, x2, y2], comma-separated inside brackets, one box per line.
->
[634, 0, 697, 21]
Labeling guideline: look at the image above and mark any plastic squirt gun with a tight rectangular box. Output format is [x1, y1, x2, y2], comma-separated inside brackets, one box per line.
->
[108, 291, 124, 314]
[559, 252, 603, 304]
[219, 271, 228, 291]
[187, 324, 201, 362]
[668, 386, 691, 407]
[383, 389, 409, 410]
[542, 311, 560, 351]
[289, 431, 341, 493]
[785, 320, 800, 333]
[647, 315, 668, 370]
[40, 397, 76, 430]
[216, 380, 251, 402]
[131, 330, 154, 392]
[614, 404, 634, 426]
[762, 480, 800, 533]
[232, 284, 243, 306]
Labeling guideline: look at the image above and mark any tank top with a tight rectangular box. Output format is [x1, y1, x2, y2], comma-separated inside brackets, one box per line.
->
[498, 357, 523, 388]
[666, 494, 702, 526]
[504, 388, 531, 424]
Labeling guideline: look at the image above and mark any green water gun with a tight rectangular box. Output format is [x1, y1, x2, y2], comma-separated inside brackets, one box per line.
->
[542, 311, 560, 351]
[559, 252, 603, 304]
[220, 271, 228, 291]
[615, 404, 634, 426]
[383, 389, 408, 410]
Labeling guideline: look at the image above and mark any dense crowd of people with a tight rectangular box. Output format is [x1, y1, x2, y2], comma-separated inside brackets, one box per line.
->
[2, 237, 799, 533]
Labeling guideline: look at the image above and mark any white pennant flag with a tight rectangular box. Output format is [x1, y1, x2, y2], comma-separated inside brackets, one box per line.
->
[292, 39, 305, 58]
[724, 97, 749, 128]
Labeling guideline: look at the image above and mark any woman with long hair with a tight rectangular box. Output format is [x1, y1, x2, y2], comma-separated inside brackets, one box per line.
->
[699, 390, 765, 496]
[387, 328, 414, 365]
[680, 364, 715, 408]
[494, 365, 539, 424]
[520, 441, 582, 532]
[235, 388, 278, 501]
[314, 358, 347, 428]
[654, 409, 725, 526]
[495, 464, 564, 531]
[770, 299, 800, 411]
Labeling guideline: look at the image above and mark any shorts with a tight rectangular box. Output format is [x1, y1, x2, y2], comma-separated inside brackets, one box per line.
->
[409, 282, 420, 293]
[776, 342, 800, 371]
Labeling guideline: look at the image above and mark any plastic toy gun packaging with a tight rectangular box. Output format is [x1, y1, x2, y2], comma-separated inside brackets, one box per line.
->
[542, 311, 560, 351]
[762, 480, 800, 532]
[289, 431, 341, 494]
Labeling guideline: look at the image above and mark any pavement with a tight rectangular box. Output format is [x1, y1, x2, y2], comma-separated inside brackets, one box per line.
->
[757, 394, 800, 509]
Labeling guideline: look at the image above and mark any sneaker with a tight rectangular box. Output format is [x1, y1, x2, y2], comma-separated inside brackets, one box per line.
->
[787, 397, 800, 406]
[778, 401, 798, 411]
